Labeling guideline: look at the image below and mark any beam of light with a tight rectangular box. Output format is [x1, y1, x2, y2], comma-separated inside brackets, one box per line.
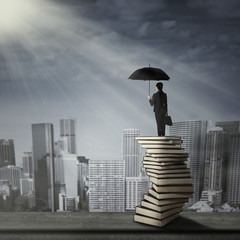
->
[0, 0, 38, 33]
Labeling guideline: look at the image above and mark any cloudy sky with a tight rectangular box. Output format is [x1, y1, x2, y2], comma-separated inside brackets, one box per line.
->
[0, 0, 239, 165]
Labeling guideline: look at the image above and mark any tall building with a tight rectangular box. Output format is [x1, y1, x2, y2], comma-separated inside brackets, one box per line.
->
[89, 159, 125, 212]
[215, 121, 240, 134]
[0, 165, 21, 190]
[203, 127, 228, 206]
[54, 150, 79, 211]
[32, 123, 55, 212]
[60, 119, 77, 154]
[122, 129, 141, 177]
[170, 120, 209, 206]
[78, 156, 89, 210]
[22, 152, 33, 178]
[20, 178, 34, 195]
[214, 121, 240, 204]
[0, 139, 16, 167]
[226, 133, 240, 204]
[125, 176, 149, 211]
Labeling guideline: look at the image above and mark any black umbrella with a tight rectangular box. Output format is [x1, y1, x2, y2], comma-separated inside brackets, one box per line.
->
[128, 66, 170, 95]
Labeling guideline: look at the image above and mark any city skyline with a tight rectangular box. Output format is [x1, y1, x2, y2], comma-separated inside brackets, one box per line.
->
[0, 0, 239, 163]
[1, 118, 240, 168]
[0, 119, 239, 212]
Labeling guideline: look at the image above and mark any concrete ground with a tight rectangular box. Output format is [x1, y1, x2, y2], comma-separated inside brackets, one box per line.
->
[0, 211, 240, 240]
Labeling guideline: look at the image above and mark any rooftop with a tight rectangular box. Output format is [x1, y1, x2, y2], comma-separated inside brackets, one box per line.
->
[0, 212, 239, 240]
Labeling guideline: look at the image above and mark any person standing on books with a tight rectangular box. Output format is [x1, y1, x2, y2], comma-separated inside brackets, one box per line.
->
[148, 82, 168, 136]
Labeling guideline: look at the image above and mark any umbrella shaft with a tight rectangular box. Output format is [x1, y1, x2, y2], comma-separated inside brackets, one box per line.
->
[148, 80, 150, 96]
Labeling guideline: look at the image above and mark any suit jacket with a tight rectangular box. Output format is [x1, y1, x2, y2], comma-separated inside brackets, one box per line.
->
[149, 91, 168, 113]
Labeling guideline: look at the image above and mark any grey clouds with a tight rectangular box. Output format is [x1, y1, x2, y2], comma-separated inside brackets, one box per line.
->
[0, 0, 239, 164]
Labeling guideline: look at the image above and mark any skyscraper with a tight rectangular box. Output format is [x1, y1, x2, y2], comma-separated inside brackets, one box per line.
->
[22, 152, 33, 178]
[226, 133, 240, 204]
[215, 121, 240, 134]
[32, 123, 55, 211]
[60, 119, 77, 154]
[203, 127, 228, 206]
[0, 139, 15, 167]
[170, 120, 209, 206]
[214, 121, 240, 204]
[78, 156, 89, 210]
[0, 165, 21, 190]
[122, 129, 141, 177]
[89, 159, 125, 212]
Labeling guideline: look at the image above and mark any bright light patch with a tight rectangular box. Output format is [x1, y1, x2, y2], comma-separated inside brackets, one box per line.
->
[0, 0, 37, 32]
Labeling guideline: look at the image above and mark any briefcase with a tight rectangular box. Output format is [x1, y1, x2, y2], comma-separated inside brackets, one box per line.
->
[165, 115, 173, 126]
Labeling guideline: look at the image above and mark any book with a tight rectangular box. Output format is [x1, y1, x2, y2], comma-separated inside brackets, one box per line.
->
[136, 206, 183, 220]
[138, 140, 182, 145]
[147, 149, 185, 154]
[147, 171, 191, 179]
[150, 176, 192, 185]
[152, 183, 194, 193]
[144, 164, 187, 170]
[141, 144, 181, 149]
[134, 212, 179, 228]
[143, 161, 186, 166]
[135, 136, 181, 140]
[146, 168, 190, 175]
[149, 188, 193, 200]
[144, 194, 188, 206]
[143, 156, 188, 162]
[141, 200, 184, 212]
[146, 153, 189, 158]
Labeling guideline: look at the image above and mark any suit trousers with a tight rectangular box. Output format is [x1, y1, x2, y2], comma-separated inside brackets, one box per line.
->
[155, 108, 166, 136]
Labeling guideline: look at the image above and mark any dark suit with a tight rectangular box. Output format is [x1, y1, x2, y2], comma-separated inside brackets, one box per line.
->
[149, 90, 168, 136]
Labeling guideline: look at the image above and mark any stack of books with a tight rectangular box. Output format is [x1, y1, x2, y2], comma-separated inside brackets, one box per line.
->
[133, 136, 193, 227]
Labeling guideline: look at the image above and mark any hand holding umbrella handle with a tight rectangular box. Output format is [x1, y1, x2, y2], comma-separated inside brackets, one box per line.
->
[148, 96, 151, 100]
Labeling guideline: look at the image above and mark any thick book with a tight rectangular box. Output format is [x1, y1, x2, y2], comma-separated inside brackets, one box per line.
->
[144, 164, 187, 170]
[150, 176, 192, 185]
[134, 212, 179, 228]
[149, 188, 193, 200]
[141, 200, 184, 212]
[146, 168, 190, 175]
[147, 171, 191, 179]
[143, 161, 186, 166]
[146, 153, 189, 158]
[143, 156, 188, 162]
[136, 206, 183, 220]
[138, 140, 182, 145]
[141, 144, 181, 149]
[135, 136, 181, 141]
[144, 194, 188, 206]
[152, 183, 194, 193]
[147, 149, 185, 154]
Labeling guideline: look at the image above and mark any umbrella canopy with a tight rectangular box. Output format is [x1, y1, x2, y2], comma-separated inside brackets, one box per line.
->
[128, 67, 170, 81]
[128, 66, 170, 95]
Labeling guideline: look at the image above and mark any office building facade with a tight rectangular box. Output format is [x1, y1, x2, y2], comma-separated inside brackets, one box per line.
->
[60, 119, 77, 154]
[22, 152, 33, 178]
[0, 165, 21, 190]
[125, 176, 149, 210]
[89, 159, 125, 212]
[203, 127, 228, 206]
[170, 120, 209, 206]
[122, 129, 141, 178]
[226, 133, 240, 204]
[0, 139, 16, 167]
[32, 123, 55, 211]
